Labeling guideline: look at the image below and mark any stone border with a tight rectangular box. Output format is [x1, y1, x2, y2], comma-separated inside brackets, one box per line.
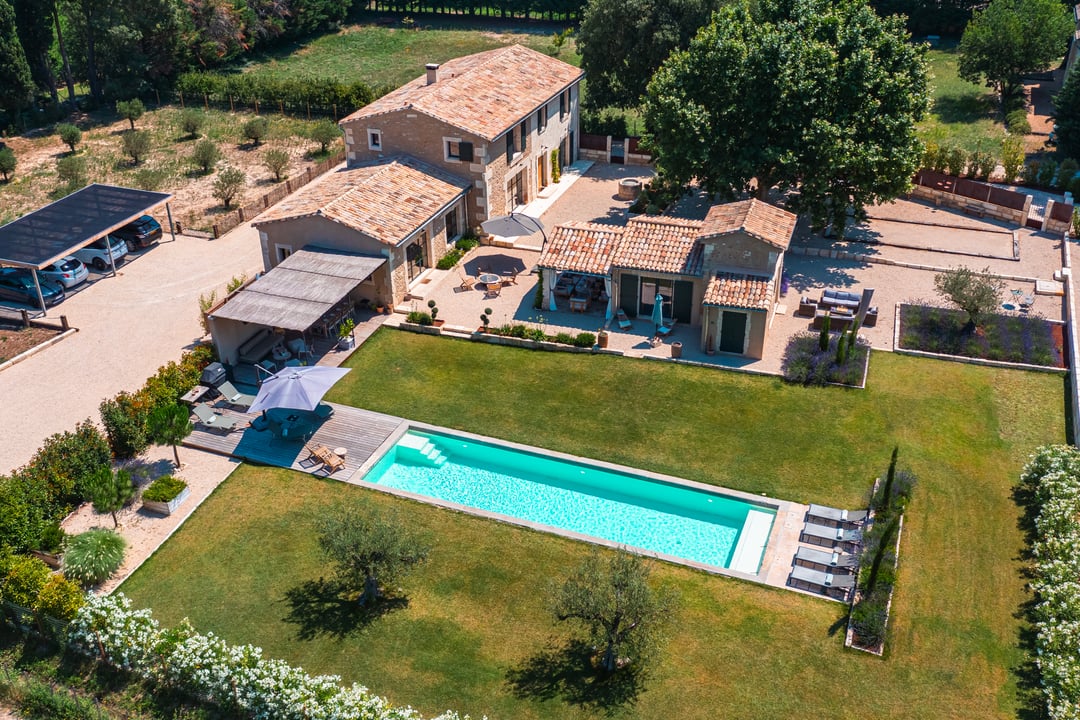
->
[844, 492, 905, 656]
[0, 327, 78, 375]
[892, 302, 1068, 374]
[790, 245, 1040, 283]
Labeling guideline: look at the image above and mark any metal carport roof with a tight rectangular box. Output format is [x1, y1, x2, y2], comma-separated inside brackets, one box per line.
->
[0, 184, 173, 269]
[210, 247, 386, 332]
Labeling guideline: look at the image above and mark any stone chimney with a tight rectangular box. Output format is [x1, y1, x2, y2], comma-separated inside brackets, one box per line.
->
[425, 63, 440, 85]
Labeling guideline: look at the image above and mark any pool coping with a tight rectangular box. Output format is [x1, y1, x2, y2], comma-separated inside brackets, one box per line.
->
[347, 421, 803, 590]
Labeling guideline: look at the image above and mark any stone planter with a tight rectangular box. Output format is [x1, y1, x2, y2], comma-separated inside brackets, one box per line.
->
[142, 486, 190, 516]
[30, 550, 61, 569]
[670, 341, 683, 358]
[597, 330, 609, 349]
[338, 335, 356, 350]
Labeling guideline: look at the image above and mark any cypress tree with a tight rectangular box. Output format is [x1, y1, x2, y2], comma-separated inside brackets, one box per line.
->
[0, 0, 34, 122]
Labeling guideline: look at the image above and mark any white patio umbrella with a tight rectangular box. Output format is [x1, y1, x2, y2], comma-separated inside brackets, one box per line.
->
[248, 366, 351, 414]
[650, 293, 666, 334]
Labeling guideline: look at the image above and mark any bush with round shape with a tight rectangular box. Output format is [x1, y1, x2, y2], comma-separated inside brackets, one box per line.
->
[116, 98, 145, 130]
[309, 120, 340, 153]
[33, 574, 85, 621]
[1, 555, 50, 607]
[190, 138, 221, 174]
[56, 122, 81, 153]
[63, 528, 126, 587]
[1006, 109, 1031, 135]
[179, 109, 205, 138]
[56, 155, 87, 187]
[242, 117, 270, 146]
[0, 147, 15, 182]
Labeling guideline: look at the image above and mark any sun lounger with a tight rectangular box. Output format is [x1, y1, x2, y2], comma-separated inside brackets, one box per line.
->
[807, 503, 868, 528]
[306, 443, 346, 474]
[789, 565, 856, 599]
[192, 403, 239, 432]
[216, 381, 256, 410]
[799, 521, 862, 549]
[794, 546, 858, 571]
[656, 319, 677, 337]
[314, 403, 334, 420]
[616, 309, 632, 331]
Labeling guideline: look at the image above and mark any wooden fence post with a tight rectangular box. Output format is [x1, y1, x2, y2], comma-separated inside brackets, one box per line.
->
[179, 90, 184, 109]
[255, 99, 259, 115]
[238, 207, 246, 222]
[213, 224, 220, 238]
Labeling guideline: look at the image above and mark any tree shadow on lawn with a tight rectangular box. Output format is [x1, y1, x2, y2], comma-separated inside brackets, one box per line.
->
[282, 578, 408, 640]
[932, 93, 996, 125]
[505, 638, 646, 716]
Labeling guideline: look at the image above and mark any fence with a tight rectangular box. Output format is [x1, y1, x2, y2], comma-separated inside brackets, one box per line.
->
[911, 170, 1033, 227]
[210, 151, 346, 238]
[577, 133, 652, 166]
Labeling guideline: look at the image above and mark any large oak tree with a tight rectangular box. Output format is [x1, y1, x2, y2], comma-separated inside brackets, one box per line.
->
[643, 0, 930, 237]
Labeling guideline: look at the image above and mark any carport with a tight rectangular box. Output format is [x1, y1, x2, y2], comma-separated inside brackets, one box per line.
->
[0, 184, 174, 313]
[208, 247, 386, 366]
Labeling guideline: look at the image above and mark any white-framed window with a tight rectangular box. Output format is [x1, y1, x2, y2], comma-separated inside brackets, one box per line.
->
[275, 245, 292, 264]
[445, 205, 460, 242]
[368, 129, 382, 150]
[445, 138, 474, 162]
[537, 105, 548, 133]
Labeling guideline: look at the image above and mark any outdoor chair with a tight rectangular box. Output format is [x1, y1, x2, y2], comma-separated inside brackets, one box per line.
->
[287, 338, 311, 361]
[314, 403, 334, 420]
[192, 403, 239, 432]
[503, 270, 519, 285]
[484, 281, 502, 298]
[656, 319, 677, 337]
[1020, 294, 1036, 310]
[306, 443, 346, 475]
[616, 309, 632, 331]
[459, 273, 476, 291]
[807, 503, 867, 528]
[216, 381, 257, 410]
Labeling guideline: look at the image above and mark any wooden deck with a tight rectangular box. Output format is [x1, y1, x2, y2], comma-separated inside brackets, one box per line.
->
[183, 402, 405, 480]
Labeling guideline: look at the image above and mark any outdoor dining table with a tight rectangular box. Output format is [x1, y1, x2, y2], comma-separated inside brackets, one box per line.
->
[265, 407, 313, 440]
[477, 273, 501, 287]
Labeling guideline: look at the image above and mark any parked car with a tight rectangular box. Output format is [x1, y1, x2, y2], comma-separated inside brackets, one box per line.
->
[39, 255, 89, 289]
[113, 215, 162, 251]
[73, 234, 128, 271]
[0, 268, 65, 307]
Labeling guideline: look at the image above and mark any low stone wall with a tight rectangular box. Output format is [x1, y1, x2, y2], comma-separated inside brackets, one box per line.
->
[910, 184, 1029, 227]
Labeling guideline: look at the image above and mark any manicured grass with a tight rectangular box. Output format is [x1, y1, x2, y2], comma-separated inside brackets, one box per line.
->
[122, 331, 1066, 719]
[919, 43, 1004, 153]
[237, 23, 578, 89]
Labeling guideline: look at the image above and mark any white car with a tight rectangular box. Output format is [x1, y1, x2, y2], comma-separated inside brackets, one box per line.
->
[39, 255, 89, 288]
[74, 234, 128, 272]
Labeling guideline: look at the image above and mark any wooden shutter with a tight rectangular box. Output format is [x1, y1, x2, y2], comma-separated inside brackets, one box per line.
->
[459, 142, 473, 161]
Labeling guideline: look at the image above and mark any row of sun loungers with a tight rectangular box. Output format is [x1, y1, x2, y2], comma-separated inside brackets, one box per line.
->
[788, 504, 867, 601]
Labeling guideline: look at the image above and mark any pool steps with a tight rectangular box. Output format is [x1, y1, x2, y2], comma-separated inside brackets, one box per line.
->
[396, 433, 447, 467]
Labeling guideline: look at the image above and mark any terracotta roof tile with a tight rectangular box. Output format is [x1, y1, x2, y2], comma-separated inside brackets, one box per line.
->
[341, 45, 583, 142]
[538, 221, 623, 275]
[254, 158, 469, 245]
[609, 216, 704, 275]
[702, 272, 774, 310]
[698, 199, 796, 250]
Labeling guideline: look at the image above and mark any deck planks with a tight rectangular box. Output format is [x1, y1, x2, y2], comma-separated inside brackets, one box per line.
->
[183, 402, 405, 479]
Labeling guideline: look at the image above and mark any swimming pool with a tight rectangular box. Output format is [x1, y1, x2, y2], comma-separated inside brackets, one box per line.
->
[362, 429, 777, 574]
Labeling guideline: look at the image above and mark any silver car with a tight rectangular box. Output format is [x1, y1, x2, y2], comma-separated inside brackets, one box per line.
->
[39, 255, 89, 288]
[73, 234, 129, 272]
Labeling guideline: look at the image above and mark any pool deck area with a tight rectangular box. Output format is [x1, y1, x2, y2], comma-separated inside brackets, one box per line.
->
[185, 411, 818, 597]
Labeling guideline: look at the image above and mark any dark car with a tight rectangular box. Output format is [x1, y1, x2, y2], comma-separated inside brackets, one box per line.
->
[0, 267, 65, 307]
[113, 215, 162, 251]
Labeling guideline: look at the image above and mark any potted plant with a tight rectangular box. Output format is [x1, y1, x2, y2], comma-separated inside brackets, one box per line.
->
[338, 317, 356, 350]
[374, 300, 385, 314]
[597, 329, 609, 349]
[479, 308, 492, 332]
[31, 521, 65, 568]
[428, 299, 444, 327]
[141, 475, 190, 516]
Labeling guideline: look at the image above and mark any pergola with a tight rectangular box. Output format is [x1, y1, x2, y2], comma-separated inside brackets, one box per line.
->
[0, 184, 174, 313]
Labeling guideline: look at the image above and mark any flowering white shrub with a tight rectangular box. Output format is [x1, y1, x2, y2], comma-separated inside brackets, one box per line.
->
[1022, 445, 1080, 720]
[68, 594, 475, 720]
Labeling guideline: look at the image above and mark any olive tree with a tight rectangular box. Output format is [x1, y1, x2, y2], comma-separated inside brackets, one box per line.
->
[191, 138, 221, 174]
[121, 130, 151, 165]
[552, 551, 677, 674]
[212, 166, 245, 208]
[316, 504, 430, 606]
[0, 147, 15, 182]
[57, 122, 81, 153]
[263, 148, 289, 181]
[242, 116, 269, 146]
[179, 108, 205, 139]
[933, 265, 1006, 331]
[309, 120, 340, 153]
[116, 98, 145, 130]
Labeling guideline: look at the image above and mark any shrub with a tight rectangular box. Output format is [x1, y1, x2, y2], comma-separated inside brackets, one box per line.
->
[33, 574, 85, 621]
[1022, 160, 1041, 185]
[525, 327, 546, 341]
[56, 122, 81, 153]
[581, 108, 629, 137]
[263, 148, 289, 181]
[226, 273, 248, 293]
[121, 130, 151, 165]
[968, 147, 996, 181]
[99, 392, 150, 460]
[849, 589, 889, 647]
[62, 529, 126, 587]
[0, 475, 50, 552]
[1005, 108, 1031, 135]
[179, 109, 205, 138]
[1, 555, 50, 607]
[554, 332, 574, 345]
[190, 138, 220, 174]
[115, 98, 145, 130]
[38, 521, 65, 553]
[87, 468, 135, 528]
[406, 311, 432, 325]
[242, 117, 270, 146]
[551, 147, 561, 183]
[1056, 158, 1079, 190]
[141, 475, 187, 503]
[781, 332, 869, 387]
[1037, 158, 1059, 188]
[534, 268, 544, 309]
[16, 419, 112, 507]
[573, 332, 596, 347]
[1001, 135, 1025, 183]
[18, 679, 97, 719]
[921, 141, 942, 171]
[943, 146, 967, 177]
[427, 299, 439, 322]
[56, 155, 87, 186]
[436, 248, 463, 269]
[455, 236, 479, 252]
[212, 166, 246, 208]
[0, 147, 15, 181]
[309, 120, 340, 153]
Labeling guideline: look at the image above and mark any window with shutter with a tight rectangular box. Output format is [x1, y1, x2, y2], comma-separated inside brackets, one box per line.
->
[506, 131, 514, 162]
[519, 120, 527, 152]
[459, 141, 473, 161]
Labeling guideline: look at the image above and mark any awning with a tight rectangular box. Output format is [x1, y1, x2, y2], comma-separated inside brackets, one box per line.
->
[0, 184, 172, 269]
[210, 247, 385, 331]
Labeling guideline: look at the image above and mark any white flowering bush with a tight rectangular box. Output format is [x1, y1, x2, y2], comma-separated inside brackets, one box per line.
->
[68, 593, 475, 720]
[1022, 445, 1080, 720]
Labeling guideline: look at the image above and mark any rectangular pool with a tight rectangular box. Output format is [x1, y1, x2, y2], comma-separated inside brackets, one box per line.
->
[362, 430, 776, 574]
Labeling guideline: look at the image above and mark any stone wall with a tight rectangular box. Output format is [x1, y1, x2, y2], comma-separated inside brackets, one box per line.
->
[910, 184, 1030, 226]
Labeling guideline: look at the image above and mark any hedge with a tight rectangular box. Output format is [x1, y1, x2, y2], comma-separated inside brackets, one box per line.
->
[175, 72, 389, 117]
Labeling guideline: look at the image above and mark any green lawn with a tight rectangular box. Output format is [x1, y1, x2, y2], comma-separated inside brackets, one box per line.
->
[919, 43, 1004, 153]
[237, 22, 578, 89]
[121, 332, 1066, 719]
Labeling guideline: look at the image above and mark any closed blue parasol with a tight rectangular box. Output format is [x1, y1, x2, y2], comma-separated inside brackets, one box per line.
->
[248, 366, 351, 414]
[651, 293, 666, 334]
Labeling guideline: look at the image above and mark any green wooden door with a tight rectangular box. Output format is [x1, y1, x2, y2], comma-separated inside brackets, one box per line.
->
[673, 280, 693, 323]
[620, 274, 639, 316]
[719, 311, 747, 353]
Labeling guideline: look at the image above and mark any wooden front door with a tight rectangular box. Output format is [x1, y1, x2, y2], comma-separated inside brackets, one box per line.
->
[718, 311, 748, 354]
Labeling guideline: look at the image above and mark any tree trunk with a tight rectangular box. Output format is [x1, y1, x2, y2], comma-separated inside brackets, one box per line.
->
[360, 574, 381, 605]
[52, 7, 76, 105]
[111, 510, 119, 528]
[80, 0, 102, 101]
[172, 443, 181, 467]
[37, 51, 59, 105]
[600, 643, 617, 673]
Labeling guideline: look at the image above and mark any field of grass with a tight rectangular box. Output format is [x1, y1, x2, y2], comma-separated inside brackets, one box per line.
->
[121, 331, 1066, 720]
[0, 107, 341, 228]
[918, 43, 1004, 154]
[238, 22, 578, 89]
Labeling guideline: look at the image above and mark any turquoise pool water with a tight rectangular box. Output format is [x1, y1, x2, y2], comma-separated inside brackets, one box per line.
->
[363, 430, 776, 573]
